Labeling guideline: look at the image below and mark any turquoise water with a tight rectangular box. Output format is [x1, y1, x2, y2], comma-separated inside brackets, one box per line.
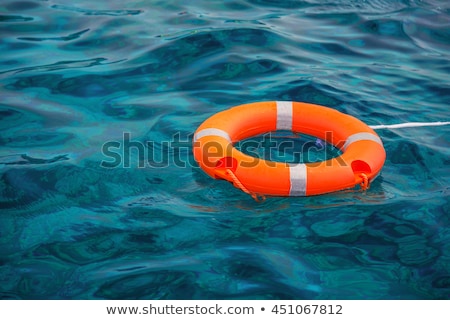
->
[1, 0, 449, 299]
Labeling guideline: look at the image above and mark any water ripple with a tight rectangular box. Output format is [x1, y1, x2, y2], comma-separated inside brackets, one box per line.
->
[0, 15, 34, 22]
[18, 28, 90, 42]
[50, 5, 143, 17]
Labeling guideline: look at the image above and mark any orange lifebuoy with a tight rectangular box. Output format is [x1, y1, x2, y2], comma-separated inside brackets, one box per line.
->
[193, 101, 385, 198]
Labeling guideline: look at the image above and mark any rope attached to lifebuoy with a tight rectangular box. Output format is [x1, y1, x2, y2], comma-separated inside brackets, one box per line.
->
[359, 173, 369, 191]
[226, 169, 266, 202]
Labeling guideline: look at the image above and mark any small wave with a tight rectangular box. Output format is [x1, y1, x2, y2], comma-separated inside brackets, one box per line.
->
[18, 28, 90, 42]
[51, 5, 143, 16]
[0, 58, 124, 76]
[0, 154, 69, 166]
[0, 15, 33, 22]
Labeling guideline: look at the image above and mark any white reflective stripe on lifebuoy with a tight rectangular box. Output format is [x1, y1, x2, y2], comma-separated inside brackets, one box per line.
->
[276, 101, 293, 130]
[342, 132, 383, 151]
[289, 163, 307, 196]
[194, 128, 231, 142]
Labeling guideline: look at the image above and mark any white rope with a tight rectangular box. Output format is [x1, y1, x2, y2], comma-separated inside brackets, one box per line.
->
[369, 121, 450, 129]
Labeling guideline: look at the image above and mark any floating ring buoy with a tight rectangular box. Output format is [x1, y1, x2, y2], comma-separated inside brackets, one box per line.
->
[193, 101, 385, 198]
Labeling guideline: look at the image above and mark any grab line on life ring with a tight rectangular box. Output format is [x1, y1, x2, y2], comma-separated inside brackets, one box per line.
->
[193, 101, 386, 198]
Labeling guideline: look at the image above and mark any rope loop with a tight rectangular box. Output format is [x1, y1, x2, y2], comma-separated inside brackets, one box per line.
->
[225, 169, 266, 202]
[359, 173, 369, 191]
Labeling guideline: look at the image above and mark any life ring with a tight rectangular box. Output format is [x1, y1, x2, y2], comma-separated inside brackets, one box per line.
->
[193, 101, 385, 199]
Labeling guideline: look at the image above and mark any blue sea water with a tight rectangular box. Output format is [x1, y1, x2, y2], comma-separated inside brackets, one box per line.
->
[0, 0, 449, 299]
